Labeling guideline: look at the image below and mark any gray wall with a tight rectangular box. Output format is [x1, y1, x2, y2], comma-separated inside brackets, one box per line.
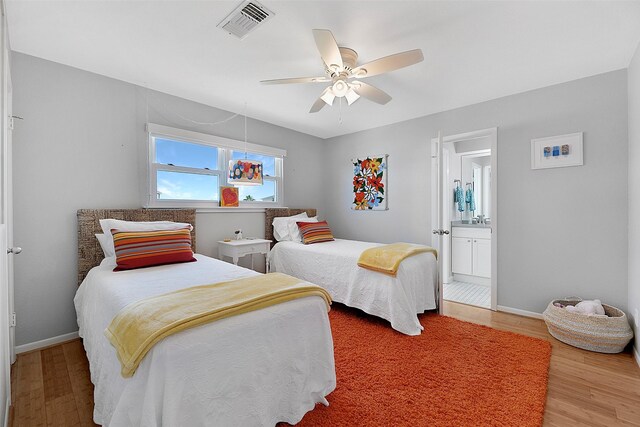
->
[11, 51, 633, 346]
[628, 42, 640, 355]
[324, 70, 629, 314]
[11, 53, 325, 346]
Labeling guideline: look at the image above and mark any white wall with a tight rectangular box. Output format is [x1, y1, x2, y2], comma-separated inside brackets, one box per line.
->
[11, 53, 325, 346]
[628, 42, 640, 357]
[324, 70, 629, 315]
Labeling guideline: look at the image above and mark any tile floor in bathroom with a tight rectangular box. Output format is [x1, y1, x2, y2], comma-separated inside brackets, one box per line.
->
[443, 280, 491, 309]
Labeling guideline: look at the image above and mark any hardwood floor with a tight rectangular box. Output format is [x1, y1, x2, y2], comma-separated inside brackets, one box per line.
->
[9, 301, 640, 426]
[442, 302, 640, 426]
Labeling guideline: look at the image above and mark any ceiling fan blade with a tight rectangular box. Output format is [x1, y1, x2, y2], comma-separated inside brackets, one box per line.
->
[351, 82, 392, 105]
[309, 98, 327, 113]
[261, 76, 330, 85]
[312, 29, 343, 71]
[309, 88, 330, 113]
[352, 49, 424, 78]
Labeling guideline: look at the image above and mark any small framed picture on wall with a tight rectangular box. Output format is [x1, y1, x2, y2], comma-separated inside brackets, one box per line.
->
[531, 132, 583, 170]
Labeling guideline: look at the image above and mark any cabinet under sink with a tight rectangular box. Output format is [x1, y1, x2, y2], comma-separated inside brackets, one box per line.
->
[451, 226, 491, 284]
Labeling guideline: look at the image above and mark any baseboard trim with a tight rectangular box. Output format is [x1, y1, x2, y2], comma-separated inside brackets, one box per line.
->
[497, 305, 543, 320]
[15, 331, 79, 354]
[634, 345, 640, 368]
[452, 274, 491, 287]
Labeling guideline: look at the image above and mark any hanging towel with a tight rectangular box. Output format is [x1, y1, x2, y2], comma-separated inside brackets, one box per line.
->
[455, 185, 464, 212]
[466, 187, 476, 212]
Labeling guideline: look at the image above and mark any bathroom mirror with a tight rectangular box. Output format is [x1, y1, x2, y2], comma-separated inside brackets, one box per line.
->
[461, 152, 491, 219]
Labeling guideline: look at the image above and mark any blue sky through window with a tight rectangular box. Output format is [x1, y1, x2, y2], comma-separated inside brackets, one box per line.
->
[157, 171, 219, 200]
[156, 138, 218, 169]
[237, 180, 275, 202]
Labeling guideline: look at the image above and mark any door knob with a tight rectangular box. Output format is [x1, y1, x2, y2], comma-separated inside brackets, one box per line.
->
[432, 229, 450, 235]
[7, 247, 22, 254]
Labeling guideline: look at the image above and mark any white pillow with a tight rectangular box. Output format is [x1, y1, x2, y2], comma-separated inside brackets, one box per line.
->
[95, 233, 114, 258]
[99, 219, 193, 256]
[100, 256, 116, 268]
[272, 212, 308, 241]
[288, 216, 318, 243]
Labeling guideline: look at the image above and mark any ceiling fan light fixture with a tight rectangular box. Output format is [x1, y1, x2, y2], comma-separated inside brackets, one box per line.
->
[345, 88, 360, 105]
[320, 90, 336, 106]
[331, 80, 348, 97]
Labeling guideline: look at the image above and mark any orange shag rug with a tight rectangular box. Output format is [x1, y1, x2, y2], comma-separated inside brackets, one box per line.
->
[297, 305, 551, 427]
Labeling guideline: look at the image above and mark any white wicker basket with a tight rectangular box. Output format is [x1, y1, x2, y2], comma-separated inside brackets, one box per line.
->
[542, 299, 634, 353]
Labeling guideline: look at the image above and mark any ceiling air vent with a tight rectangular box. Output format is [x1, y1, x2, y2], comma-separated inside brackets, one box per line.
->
[217, 1, 274, 40]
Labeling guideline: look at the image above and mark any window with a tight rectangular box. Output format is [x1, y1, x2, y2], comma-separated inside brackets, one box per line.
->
[147, 124, 285, 208]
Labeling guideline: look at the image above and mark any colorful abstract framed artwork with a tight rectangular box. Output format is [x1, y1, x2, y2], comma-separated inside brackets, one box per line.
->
[531, 132, 583, 170]
[351, 154, 388, 210]
[220, 186, 239, 207]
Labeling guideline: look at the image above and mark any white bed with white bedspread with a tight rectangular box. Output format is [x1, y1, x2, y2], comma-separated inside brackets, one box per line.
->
[268, 239, 437, 335]
[74, 254, 336, 426]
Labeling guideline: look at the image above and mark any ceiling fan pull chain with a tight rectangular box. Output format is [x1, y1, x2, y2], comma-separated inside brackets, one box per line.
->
[338, 97, 343, 125]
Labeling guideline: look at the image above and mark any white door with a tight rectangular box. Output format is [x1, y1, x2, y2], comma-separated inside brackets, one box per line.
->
[430, 132, 448, 313]
[432, 128, 498, 310]
[4, 47, 14, 365]
[0, 5, 12, 422]
[0, 225, 7, 425]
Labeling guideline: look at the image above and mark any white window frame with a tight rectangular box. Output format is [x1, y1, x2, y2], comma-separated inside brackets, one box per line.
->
[146, 123, 286, 209]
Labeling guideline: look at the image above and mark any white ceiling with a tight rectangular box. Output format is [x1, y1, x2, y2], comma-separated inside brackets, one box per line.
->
[6, 1, 640, 139]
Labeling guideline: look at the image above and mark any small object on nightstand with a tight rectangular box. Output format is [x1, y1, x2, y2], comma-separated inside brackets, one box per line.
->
[223, 238, 231, 242]
[234, 229, 243, 240]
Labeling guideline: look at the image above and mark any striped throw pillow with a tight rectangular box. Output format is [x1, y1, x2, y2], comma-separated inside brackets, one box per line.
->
[296, 221, 335, 245]
[112, 227, 196, 271]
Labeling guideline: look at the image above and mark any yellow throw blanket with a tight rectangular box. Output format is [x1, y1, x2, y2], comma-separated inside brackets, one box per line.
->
[357, 243, 438, 277]
[105, 272, 332, 378]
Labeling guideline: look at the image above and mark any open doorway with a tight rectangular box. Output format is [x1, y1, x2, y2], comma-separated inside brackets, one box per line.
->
[431, 128, 497, 310]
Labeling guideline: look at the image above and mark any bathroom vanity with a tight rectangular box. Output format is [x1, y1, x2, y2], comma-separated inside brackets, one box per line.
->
[451, 222, 491, 285]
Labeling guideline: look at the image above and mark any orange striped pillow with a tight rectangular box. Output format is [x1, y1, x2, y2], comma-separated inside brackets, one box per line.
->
[112, 227, 196, 271]
[296, 221, 334, 245]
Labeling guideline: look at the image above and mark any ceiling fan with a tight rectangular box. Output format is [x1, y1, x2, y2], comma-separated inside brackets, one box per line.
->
[260, 29, 424, 113]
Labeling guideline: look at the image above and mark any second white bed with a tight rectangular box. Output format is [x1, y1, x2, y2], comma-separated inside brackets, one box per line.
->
[268, 239, 437, 335]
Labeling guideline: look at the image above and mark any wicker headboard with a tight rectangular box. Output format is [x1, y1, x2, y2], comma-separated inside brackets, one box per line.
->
[77, 208, 197, 286]
[265, 208, 317, 244]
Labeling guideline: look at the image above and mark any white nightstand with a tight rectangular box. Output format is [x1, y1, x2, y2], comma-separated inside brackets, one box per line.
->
[217, 239, 272, 271]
